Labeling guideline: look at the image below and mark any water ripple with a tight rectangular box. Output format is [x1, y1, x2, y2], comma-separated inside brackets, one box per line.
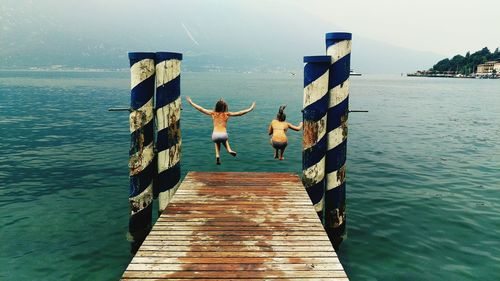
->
[1, 73, 500, 280]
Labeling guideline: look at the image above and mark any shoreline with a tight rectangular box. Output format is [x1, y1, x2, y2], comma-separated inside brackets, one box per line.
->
[407, 73, 498, 79]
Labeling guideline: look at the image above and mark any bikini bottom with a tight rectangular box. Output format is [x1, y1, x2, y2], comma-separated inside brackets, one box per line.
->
[272, 140, 288, 150]
[212, 132, 228, 143]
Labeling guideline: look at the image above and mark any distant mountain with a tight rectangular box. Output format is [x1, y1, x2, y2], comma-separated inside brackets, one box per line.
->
[352, 38, 443, 74]
[0, 32, 443, 74]
[0, 1, 443, 74]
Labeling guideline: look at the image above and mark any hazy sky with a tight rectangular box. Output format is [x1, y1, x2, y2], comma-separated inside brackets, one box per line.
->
[2, 0, 498, 56]
[295, 0, 499, 55]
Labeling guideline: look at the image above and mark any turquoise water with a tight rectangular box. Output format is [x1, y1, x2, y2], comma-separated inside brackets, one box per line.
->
[1, 71, 499, 280]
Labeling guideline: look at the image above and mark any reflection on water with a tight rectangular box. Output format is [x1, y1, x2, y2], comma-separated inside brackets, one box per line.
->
[0, 71, 499, 280]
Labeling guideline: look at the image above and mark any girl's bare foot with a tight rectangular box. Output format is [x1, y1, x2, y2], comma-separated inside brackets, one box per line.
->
[223, 141, 236, 157]
[216, 157, 221, 165]
[279, 156, 284, 160]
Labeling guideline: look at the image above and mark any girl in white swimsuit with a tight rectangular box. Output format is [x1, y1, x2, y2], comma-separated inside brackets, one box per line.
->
[186, 97, 255, 165]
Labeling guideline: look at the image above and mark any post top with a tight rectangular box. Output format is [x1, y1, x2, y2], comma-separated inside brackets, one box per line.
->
[156, 52, 183, 60]
[128, 52, 156, 60]
[303, 55, 331, 63]
[325, 32, 352, 40]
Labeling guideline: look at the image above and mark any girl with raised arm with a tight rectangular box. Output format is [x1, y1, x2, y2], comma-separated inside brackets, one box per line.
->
[186, 97, 256, 165]
[268, 105, 302, 160]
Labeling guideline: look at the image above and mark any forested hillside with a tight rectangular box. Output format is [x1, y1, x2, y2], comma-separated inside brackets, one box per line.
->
[432, 48, 500, 74]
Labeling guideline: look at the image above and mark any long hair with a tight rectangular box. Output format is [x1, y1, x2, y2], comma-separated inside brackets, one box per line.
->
[214, 99, 228, 112]
[277, 105, 286, 121]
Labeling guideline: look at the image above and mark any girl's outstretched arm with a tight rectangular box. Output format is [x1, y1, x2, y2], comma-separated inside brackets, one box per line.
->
[228, 102, 256, 116]
[288, 121, 303, 131]
[186, 96, 212, 115]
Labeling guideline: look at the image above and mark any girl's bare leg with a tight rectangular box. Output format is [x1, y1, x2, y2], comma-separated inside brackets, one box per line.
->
[274, 149, 279, 159]
[223, 140, 237, 157]
[215, 143, 221, 165]
[279, 148, 285, 160]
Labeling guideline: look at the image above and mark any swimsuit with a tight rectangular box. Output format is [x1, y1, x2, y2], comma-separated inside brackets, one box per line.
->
[212, 132, 228, 143]
[272, 140, 288, 150]
[271, 121, 288, 149]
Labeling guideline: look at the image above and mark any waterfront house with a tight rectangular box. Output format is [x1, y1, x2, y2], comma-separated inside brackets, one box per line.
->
[477, 61, 498, 74]
[495, 62, 500, 73]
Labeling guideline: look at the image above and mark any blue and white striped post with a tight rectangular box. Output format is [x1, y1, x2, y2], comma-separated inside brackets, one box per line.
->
[302, 56, 331, 221]
[324, 32, 352, 245]
[128, 52, 156, 254]
[155, 52, 183, 214]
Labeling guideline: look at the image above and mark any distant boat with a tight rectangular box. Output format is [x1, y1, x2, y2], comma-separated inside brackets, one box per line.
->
[350, 70, 362, 76]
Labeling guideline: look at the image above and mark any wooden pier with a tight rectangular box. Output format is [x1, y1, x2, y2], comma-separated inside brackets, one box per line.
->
[121, 172, 348, 280]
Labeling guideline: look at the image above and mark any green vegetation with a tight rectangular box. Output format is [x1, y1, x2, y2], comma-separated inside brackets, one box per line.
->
[432, 47, 500, 74]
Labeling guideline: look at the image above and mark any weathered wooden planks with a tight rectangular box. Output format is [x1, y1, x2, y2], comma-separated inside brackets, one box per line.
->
[122, 172, 348, 280]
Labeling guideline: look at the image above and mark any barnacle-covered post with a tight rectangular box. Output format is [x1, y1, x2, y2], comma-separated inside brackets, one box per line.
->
[128, 52, 156, 254]
[324, 32, 352, 247]
[155, 52, 183, 214]
[302, 56, 331, 221]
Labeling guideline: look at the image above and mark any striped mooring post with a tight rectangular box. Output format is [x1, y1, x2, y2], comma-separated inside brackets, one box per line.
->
[128, 52, 156, 254]
[324, 32, 352, 246]
[155, 52, 183, 214]
[302, 56, 331, 222]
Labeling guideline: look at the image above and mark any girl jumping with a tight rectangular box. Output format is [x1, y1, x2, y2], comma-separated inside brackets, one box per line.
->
[186, 97, 255, 165]
[268, 105, 302, 160]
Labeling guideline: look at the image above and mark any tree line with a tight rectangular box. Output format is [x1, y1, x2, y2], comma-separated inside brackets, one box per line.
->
[432, 47, 500, 74]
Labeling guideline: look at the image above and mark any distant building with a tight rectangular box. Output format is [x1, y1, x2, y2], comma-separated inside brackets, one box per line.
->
[495, 62, 500, 73]
[477, 61, 498, 73]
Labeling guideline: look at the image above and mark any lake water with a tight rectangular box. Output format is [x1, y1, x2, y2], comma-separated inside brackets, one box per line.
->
[1, 71, 499, 280]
